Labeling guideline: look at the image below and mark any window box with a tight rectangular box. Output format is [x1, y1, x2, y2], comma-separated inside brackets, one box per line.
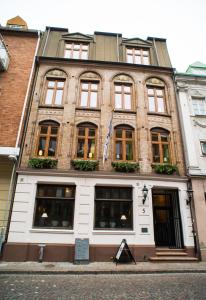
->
[111, 161, 139, 173]
[28, 158, 58, 169]
[152, 163, 178, 175]
[71, 159, 99, 171]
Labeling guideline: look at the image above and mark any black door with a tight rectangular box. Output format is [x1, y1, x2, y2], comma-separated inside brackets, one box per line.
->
[153, 190, 183, 248]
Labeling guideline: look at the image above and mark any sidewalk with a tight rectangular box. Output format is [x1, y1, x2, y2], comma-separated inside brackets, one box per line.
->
[0, 261, 206, 274]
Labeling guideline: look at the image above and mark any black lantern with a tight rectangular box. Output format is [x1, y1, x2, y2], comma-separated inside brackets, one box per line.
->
[142, 185, 148, 204]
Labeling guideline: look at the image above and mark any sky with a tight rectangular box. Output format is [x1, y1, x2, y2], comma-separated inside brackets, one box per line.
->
[1, 0, 206, 72]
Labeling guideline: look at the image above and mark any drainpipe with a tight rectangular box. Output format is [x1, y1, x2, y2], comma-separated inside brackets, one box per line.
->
[1, 31, 41, 254]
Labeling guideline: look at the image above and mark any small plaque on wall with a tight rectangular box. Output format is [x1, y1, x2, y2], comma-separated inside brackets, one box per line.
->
[74, 238, 89, 264]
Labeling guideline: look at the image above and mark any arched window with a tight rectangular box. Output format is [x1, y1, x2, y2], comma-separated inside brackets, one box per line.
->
[43, 69, 66, 106]
[76, 123, 97, 159]
[114, 125, 134, 161]
[146, 78, 166, 113]
[37, 121, 59, 157]
[151, 128, 170, 163]
[79, 72, 101, 108]
[113, 74, 134, 110]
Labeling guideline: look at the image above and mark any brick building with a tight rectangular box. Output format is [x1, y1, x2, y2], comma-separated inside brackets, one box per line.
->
[0, 16, 39, 252]
[3, 28, 197, 262]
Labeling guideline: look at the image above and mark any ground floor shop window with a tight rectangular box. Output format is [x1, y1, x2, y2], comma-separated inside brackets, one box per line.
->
[33, 184, 75, 229]
[94, 186, 133, 230]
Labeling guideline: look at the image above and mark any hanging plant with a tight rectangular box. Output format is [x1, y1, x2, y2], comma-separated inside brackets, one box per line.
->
[28, 158, 58, 169]
[71, 159, 99, 171]
[111, 162, 139, 173]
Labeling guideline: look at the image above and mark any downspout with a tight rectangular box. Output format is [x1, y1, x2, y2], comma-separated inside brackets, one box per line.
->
[1, 31, 41, 254]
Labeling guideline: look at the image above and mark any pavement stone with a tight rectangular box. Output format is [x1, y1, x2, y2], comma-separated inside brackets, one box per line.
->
[0, 261, 206, 274]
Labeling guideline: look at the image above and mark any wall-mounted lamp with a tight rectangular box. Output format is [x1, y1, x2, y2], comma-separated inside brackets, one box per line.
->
[186, 188, 193, 205]
[142, 185, 149, 204]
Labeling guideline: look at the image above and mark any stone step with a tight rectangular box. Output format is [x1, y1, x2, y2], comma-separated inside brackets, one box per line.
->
[155, 248, 186, 252]
[156, 252, 187, 256]
[149, 256, 198, 262]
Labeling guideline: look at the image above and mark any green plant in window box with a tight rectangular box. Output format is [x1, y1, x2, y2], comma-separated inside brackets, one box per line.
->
[71, 159, 99, 171]
[152, 163, 178, 175]
[28, 158, 58, 169]
[111, 162, 139, 173]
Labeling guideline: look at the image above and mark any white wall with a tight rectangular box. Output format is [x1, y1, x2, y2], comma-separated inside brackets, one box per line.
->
[8, 174, 194, 247]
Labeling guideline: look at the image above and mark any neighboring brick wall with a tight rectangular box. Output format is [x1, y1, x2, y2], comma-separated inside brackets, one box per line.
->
[0, 33, 38, 147]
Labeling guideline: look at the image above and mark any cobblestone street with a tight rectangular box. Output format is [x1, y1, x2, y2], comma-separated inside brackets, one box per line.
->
[0, 273, 206, 300]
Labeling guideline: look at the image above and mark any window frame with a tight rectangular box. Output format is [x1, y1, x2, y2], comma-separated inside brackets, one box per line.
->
[64, 42, 89, 59]
[33, 184, 75, 230]
[94, 186, 133, 231]
[126, 47, 150, 65]
[200, 141, 206, 155]
[36, 121, 59, 158]
[43, 78, 65, 106]
[147, 85, 166, 114]
[76, 123, 97, 160]
[192, 97, 206, 116]
[114, 126, 135, 161]
[114, 83, 133, 110]
[79, 81, 99, 108]
[151, 129, 171, 164]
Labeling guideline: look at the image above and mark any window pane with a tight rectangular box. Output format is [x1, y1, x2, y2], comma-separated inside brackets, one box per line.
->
[90, 92, 97, 107]
[64, 50, 71, 58]
[45, 89, 53, 104]
[148, 88, 154, 95]
[156, 89, 163, 96]
[82, 83, 89, 90]
[73, 51, 79, 59]
[143, 57, 149, 65]
[162, 144, 170, 163]
[77, 139, 85, 158]
[127, 55, 133, 63]
[127, 49, 132, 54]
[48, 137, 57, 156]
[38, 137, 46, 156]
[116, 142, 122, 160]
[51, 126, 58, 135]
[157, 98, 165, 113]
[89, 128, 95, 137]
[74, 44, 80, 49]
[152, 144, 160, 163]
[116, 129, 122, 138]
[124, 86, 131, 93]
[57, 81, 64, 88]
[81, 51, 88, 59]
[78, 127, 85, 136]
[80, 91, 88, 106]
[143, 50, 148, 56]
[55, 90, 63, 105]
[126, 142, 133, 160]
[126, 130, 132, 138]
[124, 94, 131, 109]
[115, 94, 122, 109]
[201, 142, 206, 154]
[91, 84, 98, 90]
[87, 139, 95, 159]
[135, 55, 141, 64]
[135, 49, 140, 55]
[161, 135, 168, 142]
[82, 44, 88, 50]
[115, 85, 121, 92]
[149, 97, 155, 112]
[40, 126, 48, 134]
[65, 44, 71, 49]
[48, 81, 55, 88]
[152, 133, 158, 141]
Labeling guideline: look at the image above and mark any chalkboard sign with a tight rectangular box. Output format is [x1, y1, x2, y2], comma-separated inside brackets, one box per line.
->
[114, 239, 136, 265]
[74, 238, 89, 264]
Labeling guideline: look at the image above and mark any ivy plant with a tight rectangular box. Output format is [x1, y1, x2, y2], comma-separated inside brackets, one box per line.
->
[111, 161, 139, 173]
[71, 159, 99, 171]
[28, 158, 58, 169]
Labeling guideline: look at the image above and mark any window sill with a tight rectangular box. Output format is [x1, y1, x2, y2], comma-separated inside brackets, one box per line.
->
[30, 228, 74, 234]
[147, 112, 171, 117]
[75, 107, 101, 112]
[38, 105, 64, 109]
[92, 230, 135, 235]
[114, 109, 136, 114]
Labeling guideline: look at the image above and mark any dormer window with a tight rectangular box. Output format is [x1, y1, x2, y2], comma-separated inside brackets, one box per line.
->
[126, 48, 150, 65]
[64, 42, 88, 59]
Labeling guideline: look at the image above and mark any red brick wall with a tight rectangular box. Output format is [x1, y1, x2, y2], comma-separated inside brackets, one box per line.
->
[0, 33, 38, 147]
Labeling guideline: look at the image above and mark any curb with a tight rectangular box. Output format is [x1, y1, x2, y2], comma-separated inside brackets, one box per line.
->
[1, 269, 206, 275]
